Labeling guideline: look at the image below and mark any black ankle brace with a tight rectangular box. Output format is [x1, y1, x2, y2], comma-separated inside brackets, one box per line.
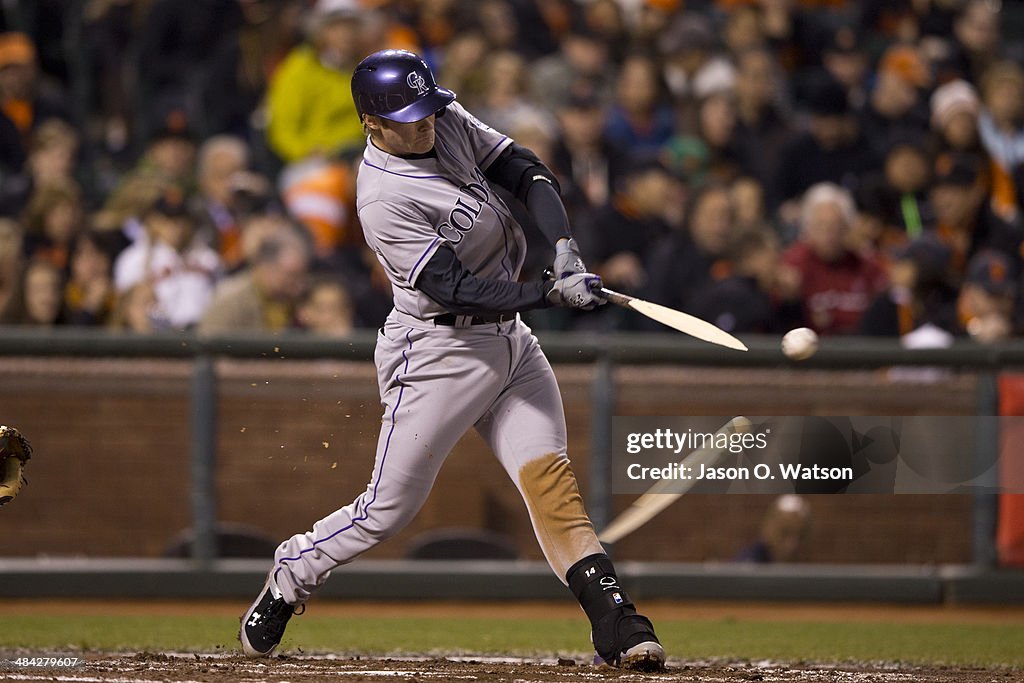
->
[565, 553, 658, 664]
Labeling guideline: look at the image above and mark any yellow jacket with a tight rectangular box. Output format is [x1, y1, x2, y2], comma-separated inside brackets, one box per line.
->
[265, 45, 364, 163]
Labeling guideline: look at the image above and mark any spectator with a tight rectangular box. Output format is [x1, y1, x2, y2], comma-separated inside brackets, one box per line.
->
[958, 250, 1017, 343]
[296, 276, 353, 337]
[687, 227, 791, 334]
[0, 117, 81, 216]
[21, 177, 85, 271]
[0, 32, 69, 174]
[0, 0, 1016, 341]
[819, 24, 870, 110]
[194, 135, 273, 271]
[134, 0, 243, 140]
[603, 53, 675, 157]
[928, 151, 1017, 271]
[201, 0, 303, 140]
[63, 231, 120, 326]
[27, 118, 80, 185]
[80, 0, 151, 158]
[731, 46, 793, 200]
[472, 0, 522, 55]
[579, 0, 629, 64]
[199, 217, 311, 333]
[646, 182, 737, 314]
[108, 280, 158, 333]
[930, 79, 982, 155]
[1, 257, 64, 325]
[730, 176, 770, 234]
[861, 235, 959, 337]
[437, 33, 490, 102]
[876, 138, 934, 245]
[781, 182, 888, 334]
[101, 120, 198, 240]
[950, 0, 1001, 84]
[529, 29, 612, 111]
[722, 5, 764, 57]
[978, 61, 1024, 222]
[578, 158, 679, 295]
[774, 77, 875, 215]
[113, 185, 221, 329]
[91, 173, 166, 237]
[734, 494, 811, 563]
[0, 217, 22, 320]
[550, 90, 623, 215]
[472, 51, 543, 135]
[666, 92, 744, 186]
[264, 0, 364, 165]
[858, 45, 932, 159]
[658, 13, 734, 103]
[632, 0, 681, 52]
[278, 151, 357, 262]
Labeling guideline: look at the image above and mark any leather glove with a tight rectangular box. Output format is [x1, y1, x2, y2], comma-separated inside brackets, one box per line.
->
[0, 426, 31, 507]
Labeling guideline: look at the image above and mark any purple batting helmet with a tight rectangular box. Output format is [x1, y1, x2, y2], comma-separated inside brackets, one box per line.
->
[351, 49, 456, 123]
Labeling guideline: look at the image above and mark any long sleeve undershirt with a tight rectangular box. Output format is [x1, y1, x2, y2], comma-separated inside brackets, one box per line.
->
[414, 146, 570, 314]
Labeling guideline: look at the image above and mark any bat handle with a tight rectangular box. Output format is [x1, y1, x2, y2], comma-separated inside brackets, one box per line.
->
[596, 287, 634, 307]
[543, 268, 633, 306]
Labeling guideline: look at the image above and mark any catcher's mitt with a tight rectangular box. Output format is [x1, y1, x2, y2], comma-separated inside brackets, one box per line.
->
[0, 425, 31, 507]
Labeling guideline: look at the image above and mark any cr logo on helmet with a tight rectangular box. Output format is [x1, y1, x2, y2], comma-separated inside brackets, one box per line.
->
[407, 71, 429, 96]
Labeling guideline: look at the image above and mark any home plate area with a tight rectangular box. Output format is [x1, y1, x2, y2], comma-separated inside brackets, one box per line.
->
[0, 653, 1013, 683]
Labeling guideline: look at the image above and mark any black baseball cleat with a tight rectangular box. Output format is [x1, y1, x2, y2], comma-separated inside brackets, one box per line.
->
[620, 640, 666, 672]
[592, 613, 666, 672]
[239, 570, 303, 658]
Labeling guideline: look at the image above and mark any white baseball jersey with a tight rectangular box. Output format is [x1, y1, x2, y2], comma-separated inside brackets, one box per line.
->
[356, 102, 526, 319]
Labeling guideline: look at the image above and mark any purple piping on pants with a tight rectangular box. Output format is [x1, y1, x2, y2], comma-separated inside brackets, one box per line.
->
[276, 329, 414, 568]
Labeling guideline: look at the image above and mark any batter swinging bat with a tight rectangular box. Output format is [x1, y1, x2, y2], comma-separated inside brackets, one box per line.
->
[599, 416, 752, 544]
[543, 269, 747, 351]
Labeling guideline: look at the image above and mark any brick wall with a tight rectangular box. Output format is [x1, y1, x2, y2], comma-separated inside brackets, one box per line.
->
[0, 357, 976, 564]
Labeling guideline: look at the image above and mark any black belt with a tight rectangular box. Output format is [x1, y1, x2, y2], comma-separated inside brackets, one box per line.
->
[433, 313, 515, 326]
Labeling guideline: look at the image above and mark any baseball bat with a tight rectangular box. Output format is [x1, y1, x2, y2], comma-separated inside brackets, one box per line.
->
[598, 416, 752, 544]
[543, 269, 747, 351]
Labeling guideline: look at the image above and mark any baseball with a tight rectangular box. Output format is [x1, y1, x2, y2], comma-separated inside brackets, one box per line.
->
[782, 327, 818, 360]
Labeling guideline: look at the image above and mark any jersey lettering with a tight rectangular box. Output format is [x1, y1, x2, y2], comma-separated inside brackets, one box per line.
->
[437, 170, 490, 244]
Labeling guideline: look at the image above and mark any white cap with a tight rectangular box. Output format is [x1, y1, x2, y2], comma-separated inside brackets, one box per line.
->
[930, 79, 980, 130]
[313, 0, 360, 21]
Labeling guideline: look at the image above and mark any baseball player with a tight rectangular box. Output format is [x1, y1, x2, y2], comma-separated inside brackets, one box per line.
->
[240, 49, 665, 672]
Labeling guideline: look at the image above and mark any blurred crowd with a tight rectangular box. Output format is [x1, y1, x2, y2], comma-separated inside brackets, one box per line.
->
[0, 0, 1022, 343]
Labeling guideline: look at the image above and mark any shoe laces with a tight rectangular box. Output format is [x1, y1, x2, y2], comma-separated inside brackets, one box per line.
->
[262, 597, 300, 638]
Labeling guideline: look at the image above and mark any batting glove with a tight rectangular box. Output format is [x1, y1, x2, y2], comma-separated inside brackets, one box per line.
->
[553, 238, 586, 279]
[547, 272, 606, 310]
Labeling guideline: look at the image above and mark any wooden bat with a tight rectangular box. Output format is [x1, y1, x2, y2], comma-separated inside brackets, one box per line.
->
[598, 416, 752, 544]
[599, 286, 748, 351]
[544, 269, 747, 351]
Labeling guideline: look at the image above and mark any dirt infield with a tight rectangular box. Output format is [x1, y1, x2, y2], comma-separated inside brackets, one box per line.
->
[1, 652, 1018, 683]
[3, 601, 1022, 682]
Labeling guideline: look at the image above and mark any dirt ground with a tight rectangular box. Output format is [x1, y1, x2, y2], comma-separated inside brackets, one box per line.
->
[1, 652, 1020, 683]
[2, 602, 1022, 682]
